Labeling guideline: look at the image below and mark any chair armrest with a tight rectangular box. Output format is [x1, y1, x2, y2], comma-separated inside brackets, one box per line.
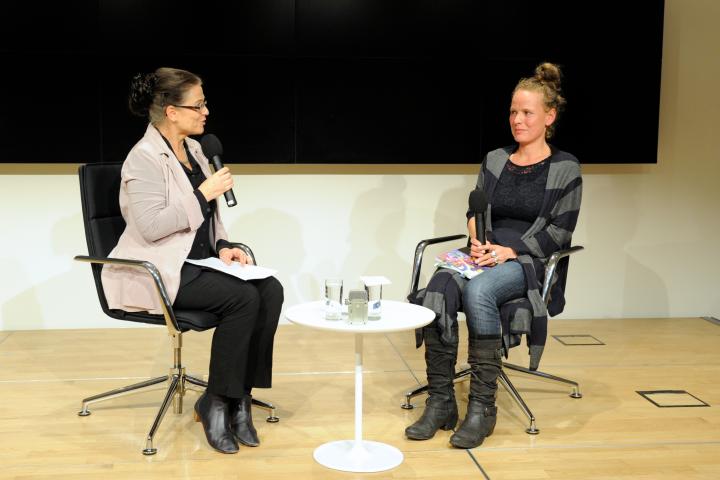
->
[227, 242, 257, 265]
[74, 255, 181, 334]
[409, 234, 467, 296]
[541, 246, 584, 304]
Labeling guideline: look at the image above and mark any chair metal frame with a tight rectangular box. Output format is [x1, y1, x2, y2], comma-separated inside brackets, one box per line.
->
[400, 234, 583, 434]
[75, 164, 277, 455]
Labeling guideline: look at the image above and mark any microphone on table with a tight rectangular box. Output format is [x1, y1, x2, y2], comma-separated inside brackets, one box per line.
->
[468, 189, 488, 245]
[200, 134, 237, 207]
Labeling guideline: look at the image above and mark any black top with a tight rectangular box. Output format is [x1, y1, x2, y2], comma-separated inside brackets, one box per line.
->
[179, 147, 217, 260]
[158, 134, 219, 258]
[491, 157, 550, 237]
[157, 133, 232, 288]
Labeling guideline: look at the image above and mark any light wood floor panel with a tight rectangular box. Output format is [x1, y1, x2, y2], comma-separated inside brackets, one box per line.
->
[0, 328, 176, 381]
[3, 450, 483, 480]
[486, 366, 720, 446]
[475, 444, 720, 480]
[0, 378, 481, 478]
[1, 318, 719, 479]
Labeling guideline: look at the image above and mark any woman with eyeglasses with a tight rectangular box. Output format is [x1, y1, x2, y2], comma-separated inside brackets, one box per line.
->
[102, 67, 283, 454]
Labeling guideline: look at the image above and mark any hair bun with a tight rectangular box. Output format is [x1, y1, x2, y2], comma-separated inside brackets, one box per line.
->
[128, 73, 158, 117]
[534, 62, 562, 91]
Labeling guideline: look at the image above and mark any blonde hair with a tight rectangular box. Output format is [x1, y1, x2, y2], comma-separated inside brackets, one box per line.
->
[513, 62, 566, 139]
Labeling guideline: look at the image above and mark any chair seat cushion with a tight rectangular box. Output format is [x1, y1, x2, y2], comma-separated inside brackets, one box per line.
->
[174, 310, 221, 331]
[107, 308, 220, 332]
[500, 297, 533, 350]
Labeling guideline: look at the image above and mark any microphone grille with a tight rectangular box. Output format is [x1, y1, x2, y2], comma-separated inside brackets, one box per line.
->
[200, 134, 223, 158]
[468, 189, 487, 213]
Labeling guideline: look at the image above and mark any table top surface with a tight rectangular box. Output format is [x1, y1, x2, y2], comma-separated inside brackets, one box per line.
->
[285, 300, 435, 333]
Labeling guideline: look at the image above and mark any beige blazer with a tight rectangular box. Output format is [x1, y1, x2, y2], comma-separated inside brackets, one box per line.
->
[101, 124, 229, 314]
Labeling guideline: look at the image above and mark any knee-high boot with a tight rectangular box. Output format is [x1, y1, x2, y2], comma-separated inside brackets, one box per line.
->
[450, 336, 502, 449]
[405, 326, 459, 440]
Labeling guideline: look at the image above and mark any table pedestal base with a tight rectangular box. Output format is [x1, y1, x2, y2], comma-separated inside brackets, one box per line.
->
[313, 440, 403, 473]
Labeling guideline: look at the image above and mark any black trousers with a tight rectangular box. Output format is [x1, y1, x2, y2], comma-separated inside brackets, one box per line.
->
[174, 268, 283, 399]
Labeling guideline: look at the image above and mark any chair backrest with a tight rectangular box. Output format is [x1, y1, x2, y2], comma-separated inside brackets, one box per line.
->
[77, 162, 222, 331]
[79, 163, 125, 257]
[78, 163, 126, 315]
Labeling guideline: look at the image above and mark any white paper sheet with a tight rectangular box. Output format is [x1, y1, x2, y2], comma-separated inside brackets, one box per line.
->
[360, 276, 392, 287]
[185, 257, 277, 281]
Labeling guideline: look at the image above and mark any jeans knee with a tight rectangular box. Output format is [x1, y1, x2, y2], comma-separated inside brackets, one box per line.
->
[463, 280, 495, 312]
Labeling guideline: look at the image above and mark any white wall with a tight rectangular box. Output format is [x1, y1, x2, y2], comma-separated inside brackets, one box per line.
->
[1, 0, 718, 330]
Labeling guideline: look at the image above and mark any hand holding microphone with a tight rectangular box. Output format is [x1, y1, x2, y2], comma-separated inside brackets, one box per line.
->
[200, 134, 237, 207]
[198, 167, 233, 202]
[468, 189, 487, 244]
[467, 188, 517, 266]
[468, 189, 494, 265]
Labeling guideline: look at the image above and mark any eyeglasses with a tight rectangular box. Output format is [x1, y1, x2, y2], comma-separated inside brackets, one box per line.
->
[172, 100, 208, 113]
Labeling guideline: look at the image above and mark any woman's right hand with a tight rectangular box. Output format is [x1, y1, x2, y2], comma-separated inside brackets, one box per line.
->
[198, 167, 234, 202]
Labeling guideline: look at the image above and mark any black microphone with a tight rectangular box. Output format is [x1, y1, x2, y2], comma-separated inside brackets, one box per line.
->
[468, 189, 487, 244]
[200, 134, 237, 208]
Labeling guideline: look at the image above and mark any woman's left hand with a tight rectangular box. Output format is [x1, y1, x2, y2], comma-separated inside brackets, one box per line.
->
[218, 247, 253, 266]
[474, 242, 517, 267]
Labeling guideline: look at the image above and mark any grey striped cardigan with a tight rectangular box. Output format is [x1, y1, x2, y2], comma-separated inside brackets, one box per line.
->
[475, 146, 582, 368]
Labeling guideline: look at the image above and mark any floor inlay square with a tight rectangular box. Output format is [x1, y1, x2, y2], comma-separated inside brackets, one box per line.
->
[637, 390, 710, 408]
[552, 334, 605, 346]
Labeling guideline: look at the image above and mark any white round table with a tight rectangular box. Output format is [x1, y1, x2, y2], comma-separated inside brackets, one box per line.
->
[285, 300, 434, 473]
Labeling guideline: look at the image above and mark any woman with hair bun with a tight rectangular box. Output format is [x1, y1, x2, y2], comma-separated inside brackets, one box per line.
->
[102, 67, 283, 454]
[405, 62, 582, 448]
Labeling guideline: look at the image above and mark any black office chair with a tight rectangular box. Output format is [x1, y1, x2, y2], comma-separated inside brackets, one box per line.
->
[75, 162, 278, 455]
[401, 234, 583, 434]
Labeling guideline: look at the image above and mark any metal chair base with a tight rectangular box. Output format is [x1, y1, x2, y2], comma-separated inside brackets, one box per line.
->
[402, 363, 580, 434]
[78, 368, 279, 455]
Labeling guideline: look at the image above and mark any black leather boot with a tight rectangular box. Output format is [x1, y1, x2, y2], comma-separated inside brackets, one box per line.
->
[405, 326, 459, 440]
[450, 337, 502, 449]
[231, 394, 259, 447]
[194, 391, 239, 454]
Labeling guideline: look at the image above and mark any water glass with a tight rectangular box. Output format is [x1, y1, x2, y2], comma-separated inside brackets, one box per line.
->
[324, 279, 343, 320]
[365, 284, 382, 320]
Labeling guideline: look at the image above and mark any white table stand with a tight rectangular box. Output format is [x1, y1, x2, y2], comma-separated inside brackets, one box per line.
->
[285, 300, 434, 473]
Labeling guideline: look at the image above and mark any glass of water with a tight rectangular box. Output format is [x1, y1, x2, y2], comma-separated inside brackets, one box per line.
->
[324, 278, 343, 320]
[365, 284, 382, 320]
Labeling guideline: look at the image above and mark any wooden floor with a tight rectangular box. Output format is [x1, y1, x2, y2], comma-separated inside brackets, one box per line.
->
[1, 317, 719, 479]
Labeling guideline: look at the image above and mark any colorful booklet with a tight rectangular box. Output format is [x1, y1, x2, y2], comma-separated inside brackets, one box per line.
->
[435, 247, 485, 279]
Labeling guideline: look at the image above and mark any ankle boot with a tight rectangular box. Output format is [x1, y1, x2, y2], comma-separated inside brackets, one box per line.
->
[405, 326, 459, 440]
[450, 337, 502, 449]
[194, 391, 239, 453]
[231, 394, 259, 447]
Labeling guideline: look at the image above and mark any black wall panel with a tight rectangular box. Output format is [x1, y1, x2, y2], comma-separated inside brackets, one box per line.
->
[0, 0, 664, 164]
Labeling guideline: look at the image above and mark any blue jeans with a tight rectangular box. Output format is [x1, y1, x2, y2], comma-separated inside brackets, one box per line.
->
[463, 261, 526, 337]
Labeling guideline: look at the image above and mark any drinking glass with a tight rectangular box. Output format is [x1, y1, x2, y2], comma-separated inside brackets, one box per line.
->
[365, 284, 382, 320]
[324, 279, 343, 320]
